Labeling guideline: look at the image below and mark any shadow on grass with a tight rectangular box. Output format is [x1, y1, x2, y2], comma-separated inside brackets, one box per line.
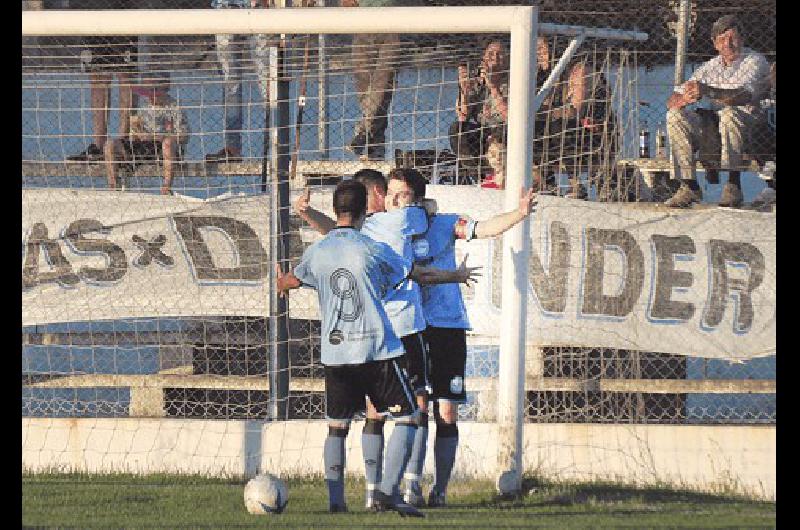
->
[454, 477, 774, 511]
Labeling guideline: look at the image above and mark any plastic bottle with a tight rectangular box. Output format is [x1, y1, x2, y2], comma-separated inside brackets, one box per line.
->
[639, 120, 650, 159]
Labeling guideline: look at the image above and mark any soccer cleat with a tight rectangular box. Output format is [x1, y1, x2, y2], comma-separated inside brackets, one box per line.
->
[403, 484, 426, 508]
[371, 490, 424, 518]
[718, 182, 744, 208]
[427, 488, 446, 508]
[664, 184, 702, 208]
[66, 143, 104, 162]
[329, 504, 348, 513]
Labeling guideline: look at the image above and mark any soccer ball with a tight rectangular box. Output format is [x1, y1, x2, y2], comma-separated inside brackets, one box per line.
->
[244, 473, 289, 515]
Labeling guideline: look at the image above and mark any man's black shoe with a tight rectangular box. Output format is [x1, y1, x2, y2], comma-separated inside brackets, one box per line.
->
[67, 143, 104, 162]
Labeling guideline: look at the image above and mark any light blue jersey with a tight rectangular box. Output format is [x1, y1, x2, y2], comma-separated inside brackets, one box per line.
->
[412, 213, 477, 329]
[361, 206, 428, 337]
[293, 227, 410, 366]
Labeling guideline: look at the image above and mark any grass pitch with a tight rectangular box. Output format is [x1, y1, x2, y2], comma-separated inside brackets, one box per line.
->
[22, 473, 775, 528]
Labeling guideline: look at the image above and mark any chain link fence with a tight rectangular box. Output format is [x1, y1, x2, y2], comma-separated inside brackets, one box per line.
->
[22, 0, 775, 428]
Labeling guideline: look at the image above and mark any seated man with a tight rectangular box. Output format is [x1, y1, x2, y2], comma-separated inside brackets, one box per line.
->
[448, 40, 509, 188]
[104, 84, 189, 195]
[664, 14, 770, 208]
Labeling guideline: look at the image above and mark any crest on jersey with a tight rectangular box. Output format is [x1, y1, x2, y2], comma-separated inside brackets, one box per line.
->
[412, 238, 430, 258]
[329, 329, 344, 345]
[449, 376, 463, 394]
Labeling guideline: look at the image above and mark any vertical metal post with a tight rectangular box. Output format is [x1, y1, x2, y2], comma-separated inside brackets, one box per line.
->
[496, 6, 537, 496]
[674, 0, 690, 85]
[268, 37, 291, 421]
[317, 0, 329, 158]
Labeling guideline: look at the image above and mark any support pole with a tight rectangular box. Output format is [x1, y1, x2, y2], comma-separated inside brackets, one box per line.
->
[496, 6, 537, 497]
[674, 0, 690, 85]
[268, 39, 291, 421]
[317, 0, 329, 158]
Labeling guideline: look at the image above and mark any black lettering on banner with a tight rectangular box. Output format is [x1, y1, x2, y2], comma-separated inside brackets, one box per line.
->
[330, 268, 363, 322]
[172, 216, 269, 281]
[581, 228, 644, 318]
[64, 219, 127, 283]
[703, 239, 765, 333]
[649, 234, 696, 321]
[132, 234, 174, 268]
[22, 222, 80, 289]
[529, 221, 570, 314]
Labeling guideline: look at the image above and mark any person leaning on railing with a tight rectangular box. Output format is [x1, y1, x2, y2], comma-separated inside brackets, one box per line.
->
[664, 14, 771, 209]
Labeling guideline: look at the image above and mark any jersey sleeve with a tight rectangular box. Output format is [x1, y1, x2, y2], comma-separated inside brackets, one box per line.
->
[373, 241, 412, 292]
[292, 247, 317, 289]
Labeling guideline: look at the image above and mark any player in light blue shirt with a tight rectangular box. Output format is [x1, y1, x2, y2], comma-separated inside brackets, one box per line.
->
[293, 168, 478, 509]
[409, 186, 537, 507]
[279, 180, 478, 516]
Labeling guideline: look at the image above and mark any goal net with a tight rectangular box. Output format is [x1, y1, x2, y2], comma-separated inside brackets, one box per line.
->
[22, 4, 774, 494]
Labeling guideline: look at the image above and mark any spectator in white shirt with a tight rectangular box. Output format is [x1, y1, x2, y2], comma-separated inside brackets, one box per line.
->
[664, 15, 770, 208]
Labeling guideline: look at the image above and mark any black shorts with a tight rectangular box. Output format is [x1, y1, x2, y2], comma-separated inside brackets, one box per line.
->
[423, 327, 467, 402]
[80, 37, 137, 73]
[71, 0, 137, 73]
[325, 358, 417, 421]
[400, 332, 429, 396]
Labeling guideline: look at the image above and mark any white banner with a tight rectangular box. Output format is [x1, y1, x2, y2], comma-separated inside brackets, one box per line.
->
[22, 189, 270, 325]
[22, 187, 775, 359]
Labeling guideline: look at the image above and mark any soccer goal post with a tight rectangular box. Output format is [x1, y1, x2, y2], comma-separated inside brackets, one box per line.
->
[22, 6, 646, 494]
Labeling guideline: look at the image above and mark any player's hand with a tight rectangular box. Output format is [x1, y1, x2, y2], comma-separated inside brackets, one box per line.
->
[456, 253, 482, 287]
[294, 187, 311, 215]
[420, 198, 438, 216]
[518, 187, 538, 216]
[275, 263, 289, 298]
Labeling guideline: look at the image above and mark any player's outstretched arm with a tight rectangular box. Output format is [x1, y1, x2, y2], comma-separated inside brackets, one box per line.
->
[410, 254, 481, 286]
[293, 187, 336, 235]
[474, 187, 537, 239]
[275, 264, 302, 298]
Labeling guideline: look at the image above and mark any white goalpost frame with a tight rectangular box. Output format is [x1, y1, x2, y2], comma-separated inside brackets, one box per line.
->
[22, 7, 646, 494]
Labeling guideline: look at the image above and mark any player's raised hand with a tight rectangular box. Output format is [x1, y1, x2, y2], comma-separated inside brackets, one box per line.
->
[457, 253, 482, 287]
[294, 187, 311, 214]
[518, 187, 538, 216]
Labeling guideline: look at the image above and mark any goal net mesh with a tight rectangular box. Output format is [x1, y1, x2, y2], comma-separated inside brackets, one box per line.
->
[22, 3, 775, 480]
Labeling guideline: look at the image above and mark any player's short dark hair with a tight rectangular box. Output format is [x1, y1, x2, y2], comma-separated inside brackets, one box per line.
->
[353, 169, 387, 195]
[387, 167, 427, 199]
[333, 179, 367, 218]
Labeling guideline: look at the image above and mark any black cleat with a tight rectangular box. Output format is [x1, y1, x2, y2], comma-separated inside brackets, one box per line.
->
[371, 490, 424, 518]
[329, 504, 348, 513]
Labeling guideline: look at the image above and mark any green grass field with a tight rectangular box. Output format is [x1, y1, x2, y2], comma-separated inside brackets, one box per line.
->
[22, 473, 775, 528]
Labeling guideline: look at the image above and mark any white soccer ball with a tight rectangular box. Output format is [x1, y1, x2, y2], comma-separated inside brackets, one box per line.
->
[244, 473, 289, 515]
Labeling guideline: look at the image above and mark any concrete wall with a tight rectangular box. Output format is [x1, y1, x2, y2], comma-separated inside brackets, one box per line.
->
[22, 418, 775, 500]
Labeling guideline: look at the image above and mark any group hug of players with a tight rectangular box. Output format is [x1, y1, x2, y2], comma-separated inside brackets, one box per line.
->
[276, 167, 537, 517]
